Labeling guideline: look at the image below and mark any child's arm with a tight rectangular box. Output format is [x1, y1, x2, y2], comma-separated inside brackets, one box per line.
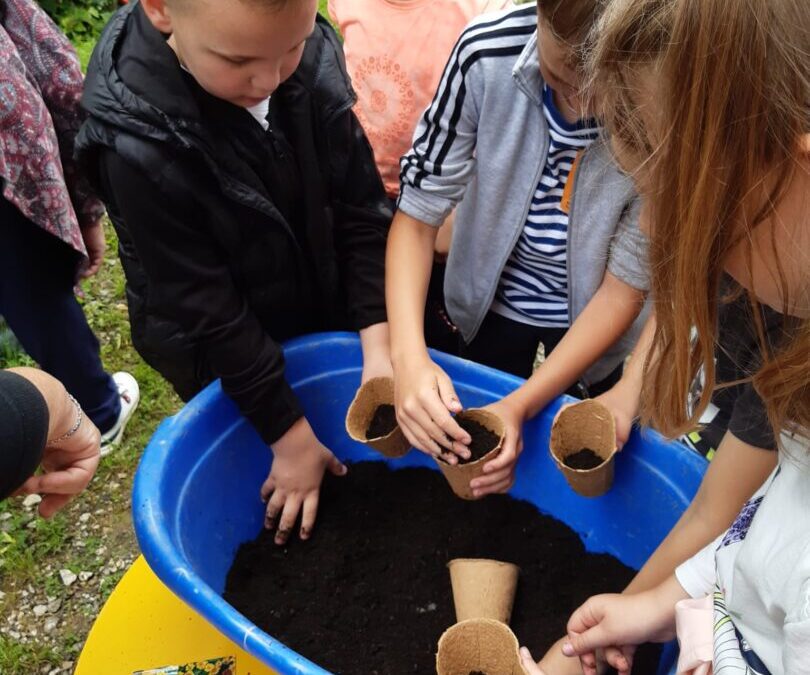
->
[387, 211, 470, 459]
[387, 23, 485, 460]
[99, 151, 343, 545]
[625, 431, 777, 593]
[469, 272, 644, 497]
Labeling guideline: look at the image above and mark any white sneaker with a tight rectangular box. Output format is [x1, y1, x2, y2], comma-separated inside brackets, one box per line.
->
[100, 371, 140, 456]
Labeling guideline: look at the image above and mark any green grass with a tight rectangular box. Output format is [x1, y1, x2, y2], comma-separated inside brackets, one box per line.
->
[0, 224, 181, 673]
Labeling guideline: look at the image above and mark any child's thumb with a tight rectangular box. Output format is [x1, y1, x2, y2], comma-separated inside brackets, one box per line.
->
[327, 453, 348, 477]
[437, 375, 462, 413]
[562, 627, 605, 658]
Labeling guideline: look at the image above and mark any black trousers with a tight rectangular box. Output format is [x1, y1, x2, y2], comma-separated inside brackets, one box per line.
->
[460, 311, 622, 398]
[0, 197, 119, 432]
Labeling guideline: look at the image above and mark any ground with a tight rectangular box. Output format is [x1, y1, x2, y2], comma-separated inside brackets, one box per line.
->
[0, 225, 181, 674]
[0, 4, 332, 672]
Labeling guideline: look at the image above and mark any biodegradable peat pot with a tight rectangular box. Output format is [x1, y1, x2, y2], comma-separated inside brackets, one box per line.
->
[436, 619, 527, 675]
[437, 409, 505, 500]
[447, 558, 520, 624]
[345, 377, 410, 458]
[549, 399, 617, 498]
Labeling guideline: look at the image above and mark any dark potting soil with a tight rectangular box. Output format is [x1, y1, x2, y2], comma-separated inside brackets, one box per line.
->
[366, 404, 398, 439]
[456, 417, 500, 464]
[563, 448, 604, 470]
[225, 463, 661, 675]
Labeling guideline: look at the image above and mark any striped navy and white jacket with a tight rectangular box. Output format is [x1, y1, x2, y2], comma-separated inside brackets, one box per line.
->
[398, 4, 650, 386]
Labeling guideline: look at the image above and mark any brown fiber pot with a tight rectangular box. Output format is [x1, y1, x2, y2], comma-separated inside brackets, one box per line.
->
[549, 399, 617, 498]
[345, 377, 410, 458]
[436, 618, 527, 675]
[437, 409, 505, 500]
[447, 558, 520, 624]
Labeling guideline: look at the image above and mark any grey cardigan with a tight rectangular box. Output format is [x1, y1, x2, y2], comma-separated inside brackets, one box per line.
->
[399, 5, 649, 386]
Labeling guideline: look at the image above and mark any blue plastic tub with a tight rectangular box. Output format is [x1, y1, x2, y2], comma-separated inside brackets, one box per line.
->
[133, 332, 706, 674]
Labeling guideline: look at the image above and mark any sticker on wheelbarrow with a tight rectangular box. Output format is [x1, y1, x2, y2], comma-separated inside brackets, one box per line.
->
[133, 656, 236, 675]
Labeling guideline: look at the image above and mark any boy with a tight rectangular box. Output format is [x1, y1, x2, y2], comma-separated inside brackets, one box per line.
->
[77, 0, 392, 544]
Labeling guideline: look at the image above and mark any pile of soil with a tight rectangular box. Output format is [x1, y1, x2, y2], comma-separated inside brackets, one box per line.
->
[366, 404, 398, 439]
[563, 448, 604, 470]
[455, 418, 500, 464]
[225, 463, 661, 675]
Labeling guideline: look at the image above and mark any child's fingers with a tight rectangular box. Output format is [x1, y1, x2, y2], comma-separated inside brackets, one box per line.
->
[275, 495, 302, 546]
[400, 397, 456, 452]
[326, 453, 348, 477]
[420, 396, 470, 451]
[472, 475, 513, 498]
[563, 625, 610, 661]
[436, 375, 463, 414]
[470, 467, 512, 491]
[482, 434, 519, 473]
[260, 474, 276, 503]
[399, 416, 449, 460]
[299, 492, 320, 540]
[604, 646, 631, 675]
[264, 489, 286, 530]
[38, 493, 74, 519]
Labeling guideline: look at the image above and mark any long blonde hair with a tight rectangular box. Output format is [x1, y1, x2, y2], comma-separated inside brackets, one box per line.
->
[588, 0, 809, 439]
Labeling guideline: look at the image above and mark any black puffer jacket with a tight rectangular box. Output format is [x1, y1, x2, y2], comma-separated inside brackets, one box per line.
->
[76, 2, 390, 444]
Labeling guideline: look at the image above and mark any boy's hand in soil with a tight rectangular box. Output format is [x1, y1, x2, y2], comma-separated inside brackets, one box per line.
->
[563, 576, 686, 675]
[464, 396, 525, 497]
[393, 354, 471, 463]
[263, 417, 347, 545]
[519, 647, 549, 674]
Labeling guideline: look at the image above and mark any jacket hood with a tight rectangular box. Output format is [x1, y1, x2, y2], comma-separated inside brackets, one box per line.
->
[80, 0, 355, 155]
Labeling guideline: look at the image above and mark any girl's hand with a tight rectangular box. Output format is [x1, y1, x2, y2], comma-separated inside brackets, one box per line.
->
[263, 417, 347, 545]
[519, 647, 549, 675]
[392, 354, 470, 462]
[563, 577, 685, 675]
[462, 396, 526, 498]
[80, 219, 107, 279]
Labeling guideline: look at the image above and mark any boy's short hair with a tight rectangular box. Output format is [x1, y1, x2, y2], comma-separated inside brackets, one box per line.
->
[538, 0, 602, 46]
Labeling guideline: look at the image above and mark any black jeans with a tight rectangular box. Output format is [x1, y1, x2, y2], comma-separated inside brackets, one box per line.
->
[459, 311, 622, 398]
[0, 197, 120, 432]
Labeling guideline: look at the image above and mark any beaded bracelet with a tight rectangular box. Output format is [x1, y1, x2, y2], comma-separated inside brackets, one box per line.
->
[48, 394, 84, 445]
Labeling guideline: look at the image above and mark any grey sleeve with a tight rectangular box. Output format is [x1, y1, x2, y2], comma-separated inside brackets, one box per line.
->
[398, 41, 481, 227]
[607, 199, 650, 292]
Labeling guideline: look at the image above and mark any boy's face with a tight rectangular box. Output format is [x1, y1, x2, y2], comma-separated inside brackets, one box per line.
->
[143, 0, 318, 108]
[536, 19, 588, 118]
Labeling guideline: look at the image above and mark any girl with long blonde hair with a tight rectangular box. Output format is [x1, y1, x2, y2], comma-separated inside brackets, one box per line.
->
[524, 0, 809, 672]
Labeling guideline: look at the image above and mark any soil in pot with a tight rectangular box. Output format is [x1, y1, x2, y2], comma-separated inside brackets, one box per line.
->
[455, 418, 500, 464]
[563, 448, 604, 470]
[224, 463, 660, 675]
[366, 404, 398, 439]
